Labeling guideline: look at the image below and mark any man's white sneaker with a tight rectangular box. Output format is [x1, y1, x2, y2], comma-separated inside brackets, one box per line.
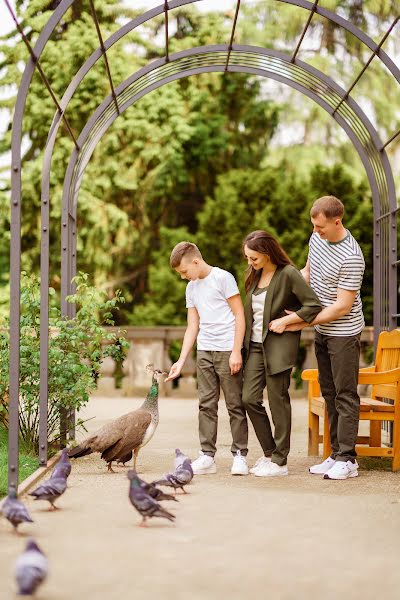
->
[250, 456, 272, 474]
[309, 456, 336, 475]
[324, 460, 359, 480]
[231, 451, 249, 476]
[191, 451, 217, 475]
[254, 461, 288, 477]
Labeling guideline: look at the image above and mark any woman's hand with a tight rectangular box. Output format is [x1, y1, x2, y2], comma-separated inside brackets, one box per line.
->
[229, 350, 243, 375]
[268, 317, 288, 334]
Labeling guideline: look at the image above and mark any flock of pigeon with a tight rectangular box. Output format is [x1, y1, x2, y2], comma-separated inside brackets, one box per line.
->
[1, 447, 193, 595]
[0, 366, 194, 596]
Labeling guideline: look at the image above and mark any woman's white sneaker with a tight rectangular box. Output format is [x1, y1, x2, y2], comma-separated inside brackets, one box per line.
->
[191, 451, 217, 475]
[250, 456, 271, 474]
[324, 460, 359, 480]
[231, 451, 249, 475]
[254, 462, 288, 477]
[309, 456, 336, 475]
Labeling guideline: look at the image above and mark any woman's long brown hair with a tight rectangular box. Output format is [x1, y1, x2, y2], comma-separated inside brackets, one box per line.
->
[243, 230, 292, 293]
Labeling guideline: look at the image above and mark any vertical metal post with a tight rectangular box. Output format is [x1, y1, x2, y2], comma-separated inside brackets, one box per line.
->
[8, 155, 22, 497]
[38, 188, 50, 466]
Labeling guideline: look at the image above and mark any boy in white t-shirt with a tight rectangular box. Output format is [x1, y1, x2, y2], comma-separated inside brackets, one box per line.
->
[165, 242, 249, 475]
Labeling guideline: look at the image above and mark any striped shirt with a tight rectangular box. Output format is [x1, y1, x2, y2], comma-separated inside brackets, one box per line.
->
[309, 230, 365, 336]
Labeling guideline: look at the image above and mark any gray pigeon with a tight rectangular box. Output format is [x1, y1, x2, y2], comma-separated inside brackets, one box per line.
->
[128, 470, 178, 503]
[128, 471, 175, 527]
[1, 496, 34, 532]
[175, 458, 194, 485]
[15, 538, 48, 596]
[50, 448, 71, 480]
[29, 475, 67, 510]
[152, 458, 193, 493]
[174, 448, 190, 470]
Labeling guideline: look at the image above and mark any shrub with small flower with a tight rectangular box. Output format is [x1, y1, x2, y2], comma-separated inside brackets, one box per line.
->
[0, 272, 129, 453]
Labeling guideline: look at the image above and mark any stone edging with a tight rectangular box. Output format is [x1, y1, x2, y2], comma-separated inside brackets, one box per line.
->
[17, 452, 61, 497]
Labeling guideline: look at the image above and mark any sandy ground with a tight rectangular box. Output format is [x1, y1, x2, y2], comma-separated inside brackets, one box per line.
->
[1, 395, 400, 600]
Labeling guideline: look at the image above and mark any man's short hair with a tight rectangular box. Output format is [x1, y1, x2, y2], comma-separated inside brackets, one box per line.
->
[310, 196, 344, 220]
[170, 242, 202, 268]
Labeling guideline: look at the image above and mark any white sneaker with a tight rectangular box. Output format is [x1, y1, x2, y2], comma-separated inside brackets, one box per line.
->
[191, 451, 217, 475]
[254, 461, 288, 477]
[250, 456, 271, 474]
[324, 460, 359, 480]
[309, 456, 336, 475]
[231, 451, 249, 476]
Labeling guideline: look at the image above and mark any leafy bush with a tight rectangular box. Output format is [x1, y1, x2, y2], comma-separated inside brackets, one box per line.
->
[0, 273, 129, 453]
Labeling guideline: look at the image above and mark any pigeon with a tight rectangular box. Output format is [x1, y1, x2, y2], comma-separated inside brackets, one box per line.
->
[15, 538, 48, 596]
[1, 495, 34, 533]
[175, 458, 194, 485]
[50, 448, 71, 480]
[69, 365, 166, 472]
[128, 471, 175, 527]
[174, 448, 190, 470]
[128, 470, 178, 503]
[29, 475, 67, 510]
[152, 458, 193, 493]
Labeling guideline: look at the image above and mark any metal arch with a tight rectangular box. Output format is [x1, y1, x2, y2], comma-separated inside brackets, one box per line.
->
[6, 0, 399, 496]
[59, 44, 396, 339]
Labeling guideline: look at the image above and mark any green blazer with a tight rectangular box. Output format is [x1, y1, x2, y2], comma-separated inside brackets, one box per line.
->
[243, 264, 322, 375]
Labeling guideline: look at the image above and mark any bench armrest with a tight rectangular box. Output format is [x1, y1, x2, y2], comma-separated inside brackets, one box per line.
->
[301, 369, 318, 381]
[358, 367, 400, 385]
[359, 366, 375, 373]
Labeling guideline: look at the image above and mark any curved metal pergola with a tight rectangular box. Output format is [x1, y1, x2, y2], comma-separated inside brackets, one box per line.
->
[5, 0, 400, 495]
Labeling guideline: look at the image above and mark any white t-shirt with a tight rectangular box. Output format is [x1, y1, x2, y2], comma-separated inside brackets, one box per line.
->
[185, 267, 240, 351]
[251, 289, 267, 343]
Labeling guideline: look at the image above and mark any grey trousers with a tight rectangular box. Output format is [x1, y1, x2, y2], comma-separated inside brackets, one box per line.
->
[315, 331, 361, 462]
[242, 342, 292, 466]
[197, 351, 248, 457]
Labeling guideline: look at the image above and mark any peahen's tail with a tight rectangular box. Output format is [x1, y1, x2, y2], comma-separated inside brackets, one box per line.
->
[68, 444, 93, 459]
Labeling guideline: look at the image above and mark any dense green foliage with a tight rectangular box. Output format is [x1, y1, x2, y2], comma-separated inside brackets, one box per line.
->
[0, 273, 129, 452]
[0, 0, 398, 325]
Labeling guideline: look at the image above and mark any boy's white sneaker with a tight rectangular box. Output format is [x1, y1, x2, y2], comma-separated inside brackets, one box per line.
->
[309, 456, 336, 475]
[254, 461, 288, 477]
[231, 451, 249, 475]
[250, 456, 271, 474]
[324, 460, 359, 480]
[191, 451, 217, 475]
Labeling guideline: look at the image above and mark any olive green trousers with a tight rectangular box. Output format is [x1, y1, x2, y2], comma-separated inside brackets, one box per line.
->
[197, 350, 248, 457]
[242, 342, 292, 466]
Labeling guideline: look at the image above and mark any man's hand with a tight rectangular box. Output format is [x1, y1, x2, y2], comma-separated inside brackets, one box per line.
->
[284, 322, 308, 332]
[229, 350, 242, 375]
[165, 360, 184, 382]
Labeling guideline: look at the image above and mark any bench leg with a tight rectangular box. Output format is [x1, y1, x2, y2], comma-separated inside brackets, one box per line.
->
[308, 411, 319, 456]
[322, 405, 332, 459]
[369, 421, 381, 447]
[392, 417, 400, 472]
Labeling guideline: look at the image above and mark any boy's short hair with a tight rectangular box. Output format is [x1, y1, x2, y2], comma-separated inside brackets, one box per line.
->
[310, 195, 344, 220]
[170, 242, 202, 268]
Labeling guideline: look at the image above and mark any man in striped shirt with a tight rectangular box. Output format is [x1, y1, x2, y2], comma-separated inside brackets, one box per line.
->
[269, 196, 365, 480]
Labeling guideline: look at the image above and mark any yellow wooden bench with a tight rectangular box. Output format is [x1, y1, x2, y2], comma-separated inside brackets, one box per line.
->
[302, 329, 400, 471]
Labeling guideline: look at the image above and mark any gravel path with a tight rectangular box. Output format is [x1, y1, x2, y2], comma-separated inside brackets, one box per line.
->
[1, 395, 400, 599]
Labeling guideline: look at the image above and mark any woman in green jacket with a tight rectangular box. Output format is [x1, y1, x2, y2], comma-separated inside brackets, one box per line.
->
[242, 230, 321, 477]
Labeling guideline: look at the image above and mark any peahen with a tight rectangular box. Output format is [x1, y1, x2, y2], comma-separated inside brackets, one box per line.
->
[69, 365, 165, 472]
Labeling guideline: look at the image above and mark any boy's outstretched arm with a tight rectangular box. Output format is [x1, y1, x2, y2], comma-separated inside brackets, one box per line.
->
[227, 294, 245, 375]
[165, 308, 199, 382]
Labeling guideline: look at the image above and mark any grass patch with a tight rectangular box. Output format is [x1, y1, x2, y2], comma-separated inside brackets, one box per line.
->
[0, 427, 39, 498]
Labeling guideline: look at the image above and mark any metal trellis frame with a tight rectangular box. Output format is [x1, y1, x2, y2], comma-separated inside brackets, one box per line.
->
[5, 0, 400, 496]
